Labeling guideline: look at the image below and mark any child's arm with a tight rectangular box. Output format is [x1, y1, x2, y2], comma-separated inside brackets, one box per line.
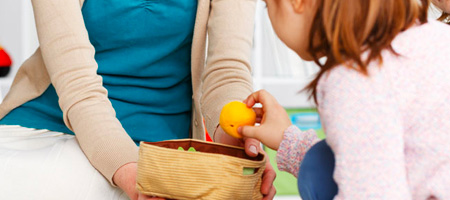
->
[239, 90, 320, 176]
[318, 67, 411, 199]
[276, 125, 320, 177]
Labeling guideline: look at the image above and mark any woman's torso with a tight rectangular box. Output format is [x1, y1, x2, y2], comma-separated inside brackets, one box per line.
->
[0, 0, 198, 143]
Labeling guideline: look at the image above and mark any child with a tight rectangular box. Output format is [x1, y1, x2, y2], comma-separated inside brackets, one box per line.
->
[239, 0, 450, 199]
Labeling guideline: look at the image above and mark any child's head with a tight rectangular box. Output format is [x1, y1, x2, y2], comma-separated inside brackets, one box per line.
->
[264, 0, 317, 60]
[264, 0, 429, 99]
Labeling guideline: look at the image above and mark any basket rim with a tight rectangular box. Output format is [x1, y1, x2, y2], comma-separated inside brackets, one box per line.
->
[140, 139, 244, 149]
[139, 139, 266, 164]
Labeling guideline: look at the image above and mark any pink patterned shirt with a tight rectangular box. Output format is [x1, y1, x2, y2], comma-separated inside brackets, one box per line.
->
[277, 20, 450, 199]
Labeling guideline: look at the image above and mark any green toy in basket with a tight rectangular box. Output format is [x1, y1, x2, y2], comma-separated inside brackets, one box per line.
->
[0, 45, 12, 77]
[177, 146, 197, 152]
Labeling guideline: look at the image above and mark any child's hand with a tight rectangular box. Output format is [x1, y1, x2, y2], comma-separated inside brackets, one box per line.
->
[238, 90, 292, 150]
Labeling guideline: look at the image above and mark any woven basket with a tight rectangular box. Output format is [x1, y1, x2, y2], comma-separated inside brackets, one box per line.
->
[136, 139, 266, 200]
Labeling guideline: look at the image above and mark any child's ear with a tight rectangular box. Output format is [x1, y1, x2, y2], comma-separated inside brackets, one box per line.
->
[291, 0, 305, 13]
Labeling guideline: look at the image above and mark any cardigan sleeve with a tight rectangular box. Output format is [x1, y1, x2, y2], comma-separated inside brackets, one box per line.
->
[201, 0, 256, 137]
[276, 125, 320, 177]
[31, 0, 138, 185]
[317, 66, 411, 199]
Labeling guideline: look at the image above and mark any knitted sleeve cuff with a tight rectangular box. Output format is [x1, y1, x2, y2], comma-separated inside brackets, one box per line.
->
[276, 125, 320, 177]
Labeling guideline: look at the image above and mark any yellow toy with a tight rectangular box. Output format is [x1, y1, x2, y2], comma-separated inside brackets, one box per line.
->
[219, 101, 256, 138]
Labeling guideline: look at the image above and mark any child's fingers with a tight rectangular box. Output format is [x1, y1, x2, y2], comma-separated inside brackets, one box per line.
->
[244, 94, 256, 107]
[246, 90, 278, 109]
[253, 107, 263, 118]
[244, 92, 259, 107]
[238, 125, 260, 140]
[256, 117, 262, 124]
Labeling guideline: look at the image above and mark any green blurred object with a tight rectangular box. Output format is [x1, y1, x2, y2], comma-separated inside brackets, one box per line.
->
[178, 147, 197, 152]
[266, 108, 325, 196]
[187, 147, 196, 152]
[243, 167, 255, 175]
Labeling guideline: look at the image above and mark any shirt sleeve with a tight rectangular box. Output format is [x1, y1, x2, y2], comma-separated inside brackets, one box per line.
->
[276, 125, 320, 177]
[317, 67, 411, 199]
[31, 0, 138, 185]
[201, 0, 256, 137]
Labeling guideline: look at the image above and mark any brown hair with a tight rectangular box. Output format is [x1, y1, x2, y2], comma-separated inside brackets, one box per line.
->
[306, 0, 429, 102]
[438, 13, 450, 24]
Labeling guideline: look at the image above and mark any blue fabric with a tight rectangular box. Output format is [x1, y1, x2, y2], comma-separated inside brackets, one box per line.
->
[0, 0, 198, 143]
[298, 140, 338, 200]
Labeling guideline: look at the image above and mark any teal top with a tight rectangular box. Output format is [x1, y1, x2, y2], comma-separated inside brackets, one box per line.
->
[0, 0, 197, 143]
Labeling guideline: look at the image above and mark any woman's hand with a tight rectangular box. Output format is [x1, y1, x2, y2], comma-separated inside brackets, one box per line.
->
[238, 90, 292, 151]
[113, 163, 165, 200]
[214, 124, 277, 199]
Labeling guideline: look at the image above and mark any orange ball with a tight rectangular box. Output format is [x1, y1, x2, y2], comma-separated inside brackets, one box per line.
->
[219, 101, 256, 138]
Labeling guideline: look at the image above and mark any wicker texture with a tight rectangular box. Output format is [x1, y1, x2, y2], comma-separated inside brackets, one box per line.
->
[137, 139, 265, 200]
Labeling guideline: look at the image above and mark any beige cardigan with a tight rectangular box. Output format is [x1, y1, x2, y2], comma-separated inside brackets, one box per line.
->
[0, 0, 255, 184]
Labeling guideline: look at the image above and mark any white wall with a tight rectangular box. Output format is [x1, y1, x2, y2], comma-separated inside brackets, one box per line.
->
[0, 0, 39, 96]
[251, 1, 318, 108]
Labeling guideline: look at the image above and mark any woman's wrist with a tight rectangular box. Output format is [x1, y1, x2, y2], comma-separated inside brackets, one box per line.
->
[113, 162, 138, 199]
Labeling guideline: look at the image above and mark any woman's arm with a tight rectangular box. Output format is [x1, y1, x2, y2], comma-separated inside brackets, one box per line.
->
[31, 0, 138, 185]
[318, 67, 411, 199]
[202, 1, 279, 198]
[201, 0, 256, 137]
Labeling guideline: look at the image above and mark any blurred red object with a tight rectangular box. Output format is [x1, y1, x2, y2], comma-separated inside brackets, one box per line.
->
[0, 45, 12, 77]
[203, 118, 213, 142]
